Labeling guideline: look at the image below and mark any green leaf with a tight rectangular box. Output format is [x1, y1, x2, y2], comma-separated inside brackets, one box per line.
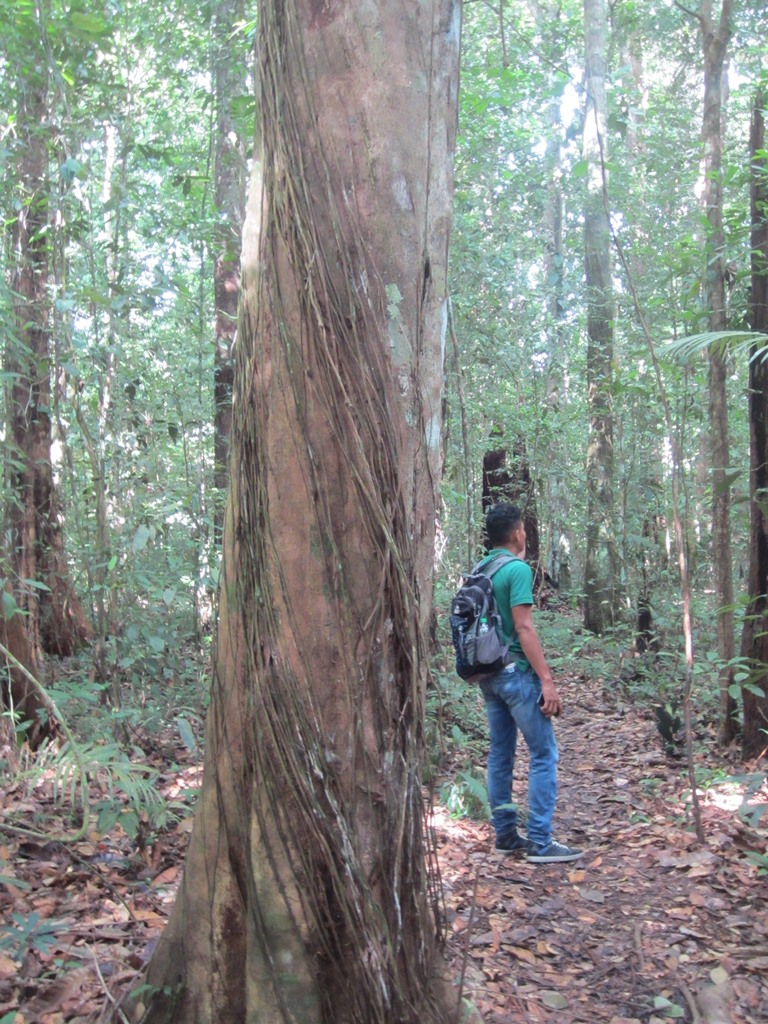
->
[97, 802, 121, 834]
[132, 524, 151, 552]
[571, 159, 588, 178]
[59, 157, 87, 182]
[70, 11, 110, 35]
[176, 716, 196, 752]
[0, 872, 30, 891]
[654, 995, 685, 1017]
[148, 635, 165, 653]
[1, 590, 19, 620]
[120, 810, 140, 840]
[22, 578, 51, 592]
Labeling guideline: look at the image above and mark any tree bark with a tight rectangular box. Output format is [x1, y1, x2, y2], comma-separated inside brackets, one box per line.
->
[583, 0, 619, 634]
[0, 581, 48, 749]
[136, 1, 461, 1022]
[482, 436, 542, 571]
[212, 0, 248, 540]
[696, 0, 737, 744]
[536, 0, 570, 593]
[6, 61, 91, 702]
[740, 90, 768, 759]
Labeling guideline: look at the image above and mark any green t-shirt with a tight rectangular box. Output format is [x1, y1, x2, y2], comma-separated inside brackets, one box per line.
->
[481, 549, 534, 669]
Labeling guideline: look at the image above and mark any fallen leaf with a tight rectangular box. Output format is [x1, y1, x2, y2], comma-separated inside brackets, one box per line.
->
[130, 908, 164, 922]
[578, 888, 606, 903]
[710, 966, 729, 985]
[686, 864, 713, 878]
[23, 968, 90, 1015]
[150, 866, 179, 886]
[0, 952, 19, 979]
[540, 990, 569, 1009]
[503, 944, 537, 966]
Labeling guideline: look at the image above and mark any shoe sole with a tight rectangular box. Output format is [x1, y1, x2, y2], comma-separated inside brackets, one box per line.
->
[527, 852, 584, 863]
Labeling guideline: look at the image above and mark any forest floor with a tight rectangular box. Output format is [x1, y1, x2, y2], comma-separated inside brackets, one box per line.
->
[436, 672, 768, 1024]
[1, 668, 767, 1023]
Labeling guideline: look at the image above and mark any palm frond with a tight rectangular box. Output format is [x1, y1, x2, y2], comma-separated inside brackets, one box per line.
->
[660, 330, 768, 364]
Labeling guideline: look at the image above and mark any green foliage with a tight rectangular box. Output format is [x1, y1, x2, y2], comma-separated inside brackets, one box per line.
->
[441, 0, 759, 671]
[427, 664, 492, 820]
[51, 740, 172, 837]
[661, 330, 768, 364]
[1, 722, 198, 851]
[653, 995, 686, 1019]
[0, 912, 67, 962]
[0, 0, 250, 729]
[440, 768, 490, 821]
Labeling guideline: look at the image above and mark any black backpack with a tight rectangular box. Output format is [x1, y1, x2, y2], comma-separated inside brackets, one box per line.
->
[449, 553, 516, 682]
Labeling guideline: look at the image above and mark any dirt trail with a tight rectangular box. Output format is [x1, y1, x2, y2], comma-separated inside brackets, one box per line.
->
[436, 673, 768, 1024]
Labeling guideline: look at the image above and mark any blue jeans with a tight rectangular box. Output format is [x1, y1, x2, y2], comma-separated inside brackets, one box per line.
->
[479, 665, 559, 849]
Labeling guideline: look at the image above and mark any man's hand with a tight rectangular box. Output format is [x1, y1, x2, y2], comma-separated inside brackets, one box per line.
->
[539, 681, 562, 717]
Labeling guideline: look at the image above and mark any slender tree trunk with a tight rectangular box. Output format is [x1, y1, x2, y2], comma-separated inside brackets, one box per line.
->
[740, 90, 768, 759]
[5, 59, 90, 710]
[695, 0, 737, 743]
[136, 2, 461, 1022]
[447, 302, 474, 569]
[212, 0, 248, 541]
[583, 0, 618, 634]
[537, 1, 570, 592]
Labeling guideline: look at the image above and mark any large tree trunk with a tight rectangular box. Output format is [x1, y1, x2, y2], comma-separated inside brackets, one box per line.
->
[0, 581, 48, 749]
[582, 0, 619, 634]
[482, 435, 542, 569]
[740, 90, 768, 759]
[696, 0, 737, 744]
[6, 66, 90, 727]
[137, 1, 461, 1022]
[212, 0, 248, 541]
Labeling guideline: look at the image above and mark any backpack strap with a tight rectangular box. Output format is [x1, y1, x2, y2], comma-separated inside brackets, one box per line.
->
[472, 552, 518, 578]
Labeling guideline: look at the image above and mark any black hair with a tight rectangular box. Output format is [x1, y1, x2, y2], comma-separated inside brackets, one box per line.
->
[485, 503, 523, 547]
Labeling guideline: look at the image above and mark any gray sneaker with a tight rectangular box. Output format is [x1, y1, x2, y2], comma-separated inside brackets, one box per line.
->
[527, 840, 584, 863]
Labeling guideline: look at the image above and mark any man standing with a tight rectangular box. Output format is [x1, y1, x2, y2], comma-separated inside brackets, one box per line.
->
[478, 503, 583, 863]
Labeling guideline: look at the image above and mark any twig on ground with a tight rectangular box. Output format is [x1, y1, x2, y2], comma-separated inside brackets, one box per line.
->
[680, 981, 702, 1024]
[88, 947, 132, 1024]
[454, 858, 483, 1024]
[633, 921, 646, 971]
